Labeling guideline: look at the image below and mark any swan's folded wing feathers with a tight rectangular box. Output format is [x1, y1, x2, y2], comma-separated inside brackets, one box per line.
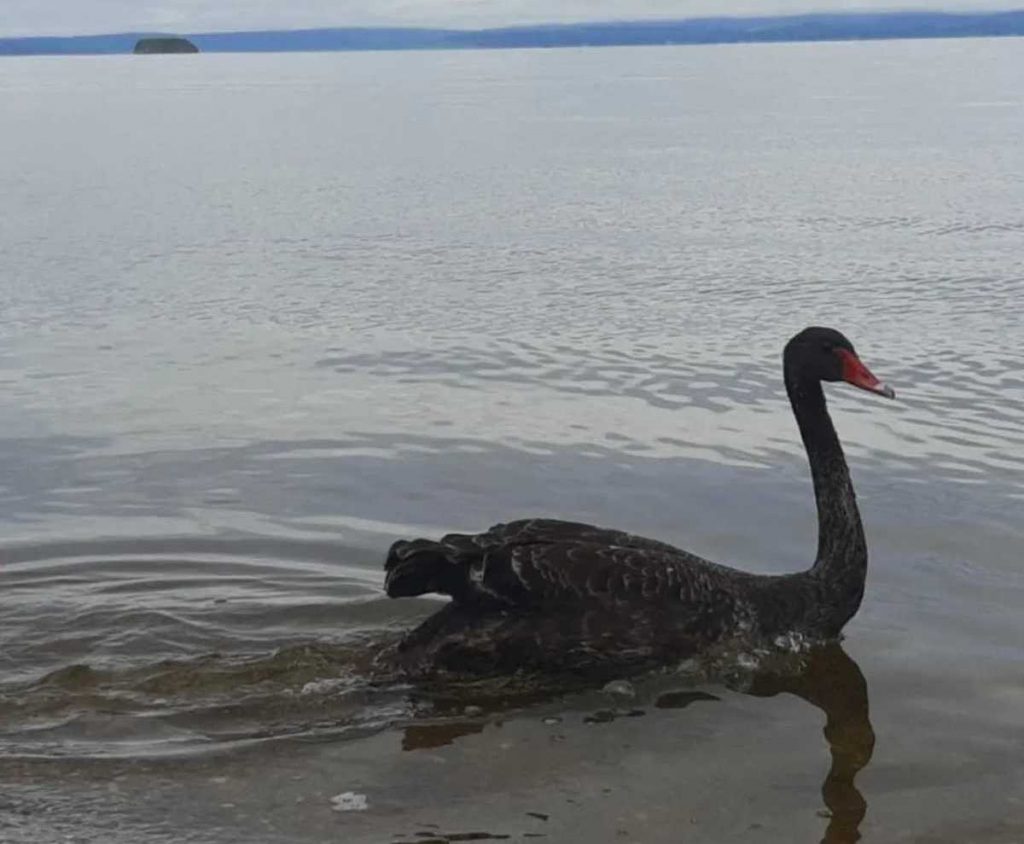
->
[389, 518, 739, 609]
[481, 540, 733, 608]
[458, 518, 690, 556]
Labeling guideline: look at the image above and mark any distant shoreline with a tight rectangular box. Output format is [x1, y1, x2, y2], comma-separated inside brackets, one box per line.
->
[3, 10, 1024, 57]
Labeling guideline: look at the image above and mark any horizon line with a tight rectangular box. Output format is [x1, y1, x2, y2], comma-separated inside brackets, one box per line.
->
[6, 8, 1024, 41]
[3, 9, 1023, 56]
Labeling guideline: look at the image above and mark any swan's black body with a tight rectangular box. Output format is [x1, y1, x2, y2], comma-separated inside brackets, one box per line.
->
[384, 328, 892, 677]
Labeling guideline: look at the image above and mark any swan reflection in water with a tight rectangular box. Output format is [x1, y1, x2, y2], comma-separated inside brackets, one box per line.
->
[401, 643, 874, 844]
[742, 643, 875, 844]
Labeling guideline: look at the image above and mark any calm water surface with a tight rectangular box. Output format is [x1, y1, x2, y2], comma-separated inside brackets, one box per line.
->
[0, 39, 1022, 844]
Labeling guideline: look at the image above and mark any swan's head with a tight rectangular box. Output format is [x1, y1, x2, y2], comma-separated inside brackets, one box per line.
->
[785, 327, 895, 399]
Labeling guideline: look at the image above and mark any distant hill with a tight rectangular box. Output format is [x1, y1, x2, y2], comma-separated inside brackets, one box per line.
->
[134, 37, 199, 54]
[2, 11, 1024, 57]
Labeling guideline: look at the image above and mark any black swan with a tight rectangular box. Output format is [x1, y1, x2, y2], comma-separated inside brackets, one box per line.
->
[384, 327, 894, 677]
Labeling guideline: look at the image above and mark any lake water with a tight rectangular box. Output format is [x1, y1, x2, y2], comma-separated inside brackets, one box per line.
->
[0, 38, 1022, 844]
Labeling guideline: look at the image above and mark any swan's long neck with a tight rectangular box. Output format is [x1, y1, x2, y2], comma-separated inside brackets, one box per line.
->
[785, 369, 867, 631]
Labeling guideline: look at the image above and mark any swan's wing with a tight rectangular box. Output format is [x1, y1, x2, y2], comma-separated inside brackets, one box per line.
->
[477, 540, 739, 607]
[445, 518, 690, 558]
[386, 519, 739, 612]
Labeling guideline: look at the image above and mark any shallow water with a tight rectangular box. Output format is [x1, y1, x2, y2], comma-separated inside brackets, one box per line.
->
[1, 39, 1022, 843]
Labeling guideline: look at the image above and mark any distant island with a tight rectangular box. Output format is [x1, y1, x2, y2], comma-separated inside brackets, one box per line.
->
[2, 11, 1024, 57]
[133, 37, 199, 54]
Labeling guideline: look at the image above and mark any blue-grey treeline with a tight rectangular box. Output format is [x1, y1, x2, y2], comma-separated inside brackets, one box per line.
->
[2, 11, 1024, 56]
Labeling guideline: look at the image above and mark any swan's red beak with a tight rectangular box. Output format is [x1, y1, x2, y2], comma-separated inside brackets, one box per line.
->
[837, 349, 895, 399]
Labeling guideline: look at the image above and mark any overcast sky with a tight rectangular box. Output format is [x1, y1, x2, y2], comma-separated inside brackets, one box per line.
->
[3, 0, 1020, 38]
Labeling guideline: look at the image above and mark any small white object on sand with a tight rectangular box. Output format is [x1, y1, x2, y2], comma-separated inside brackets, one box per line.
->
[331, 792, 369, 812]
[602, 679, 637, 699]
